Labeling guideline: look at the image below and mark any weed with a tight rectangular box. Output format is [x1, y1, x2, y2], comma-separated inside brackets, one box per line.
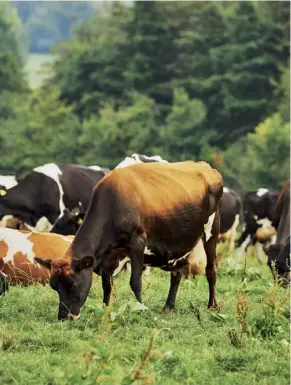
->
[253, 274, 289, 339]
[235, 291, 249, 333]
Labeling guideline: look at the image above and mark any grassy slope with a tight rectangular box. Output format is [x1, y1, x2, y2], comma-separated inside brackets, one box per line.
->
[0, 249, 289, 385]
[25, 54, 54, 88]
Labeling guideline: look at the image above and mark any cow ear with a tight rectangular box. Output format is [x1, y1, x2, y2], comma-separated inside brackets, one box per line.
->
[72, 256, 94, 271]
[34, 257, 52, 270]
[76, 213, 85, 225]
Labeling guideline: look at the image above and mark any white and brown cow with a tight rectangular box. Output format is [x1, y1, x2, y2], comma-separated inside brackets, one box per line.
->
[0, 228, 73, 293]
[36, 161, 223, 320]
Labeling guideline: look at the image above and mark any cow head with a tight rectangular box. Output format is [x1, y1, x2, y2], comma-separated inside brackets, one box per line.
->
[51, 204, 85, 235]
[35, 256, 94, 320]
[263, 242, 290, 287]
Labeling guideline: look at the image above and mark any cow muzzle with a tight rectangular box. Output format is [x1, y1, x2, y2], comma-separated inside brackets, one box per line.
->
[58, 313, 80, 321]
[68, 313, 80, 320]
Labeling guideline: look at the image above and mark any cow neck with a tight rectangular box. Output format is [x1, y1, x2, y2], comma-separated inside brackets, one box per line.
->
[69, 209, 103, 263]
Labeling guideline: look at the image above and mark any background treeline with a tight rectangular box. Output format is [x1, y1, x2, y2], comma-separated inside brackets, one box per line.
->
[0, 1, 289, 193]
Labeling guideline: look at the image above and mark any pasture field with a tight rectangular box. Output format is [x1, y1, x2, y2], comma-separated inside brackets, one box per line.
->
[0, 249, 289, 385]
[25, 54, 55, 88]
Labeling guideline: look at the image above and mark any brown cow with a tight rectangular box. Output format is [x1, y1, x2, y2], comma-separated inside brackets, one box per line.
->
[0, 228, 73, 293]
[36, 161, 223, 320]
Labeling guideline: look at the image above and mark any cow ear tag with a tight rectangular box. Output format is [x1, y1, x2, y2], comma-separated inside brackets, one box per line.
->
[77, 218, 83, 225]
[0, 189, 7, 196]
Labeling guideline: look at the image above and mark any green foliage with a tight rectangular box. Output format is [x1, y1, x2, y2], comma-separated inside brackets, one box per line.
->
[47, 1, 289, 171]
[221, 65, 290, 194]
[50, 2, 132, 118]
[124, 1, 177, 110]
[0, 1, 28, 121]
[160, 88, 207, 160]
[78, 93, 160, 168]
[0, 88, 81, 176]
[0, 1, 289, 191]
[273, 65, 290, 122]
[246, 113, 290, 187]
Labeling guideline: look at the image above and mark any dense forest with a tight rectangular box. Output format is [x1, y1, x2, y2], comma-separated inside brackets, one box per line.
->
[0, 1, 290, 193]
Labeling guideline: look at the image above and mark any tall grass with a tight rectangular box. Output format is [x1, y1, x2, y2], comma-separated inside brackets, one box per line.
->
[0, 252, 289, 385]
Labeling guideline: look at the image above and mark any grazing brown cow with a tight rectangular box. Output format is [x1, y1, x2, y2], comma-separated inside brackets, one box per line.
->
[36, 161, 223, 320]
[0, 228, 73, 293]
[263, 180, 290, 285]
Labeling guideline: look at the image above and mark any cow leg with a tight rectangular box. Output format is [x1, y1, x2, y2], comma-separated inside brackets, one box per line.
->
[254, 242, 264, 264]
[237, 235, 251, 262]
[102, 273, 112, 306]
[0, 273, 8, 295]
[143, 266, 151, 276]
[164, 272, 182, 310]
[129, 236, 146, 305]
[204, 208, 220, 310]
[228, 214, 239, 253]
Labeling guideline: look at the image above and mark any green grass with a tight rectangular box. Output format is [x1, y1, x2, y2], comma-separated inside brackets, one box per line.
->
[0, 249, 289, 385]
[25, 53, 55, 88]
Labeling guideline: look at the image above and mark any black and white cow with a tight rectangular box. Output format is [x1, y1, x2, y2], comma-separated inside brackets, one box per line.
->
[0, 175, 18, 195]
[115, 153, 168, 168]
[263, 180, 290, 285]
[219, 187, 242, 252]
[0, 164, 107, 231]
[236, 188, 280, 262]
[50, 202, 86, 235]
[0, 175, 18, 228]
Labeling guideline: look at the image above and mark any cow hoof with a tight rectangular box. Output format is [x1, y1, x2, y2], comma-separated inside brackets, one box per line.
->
[163, 305, 175, 312]
[208, 303, 219, 312]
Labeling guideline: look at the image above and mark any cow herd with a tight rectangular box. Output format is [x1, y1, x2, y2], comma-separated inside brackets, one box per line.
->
[0, 154, 289, 321]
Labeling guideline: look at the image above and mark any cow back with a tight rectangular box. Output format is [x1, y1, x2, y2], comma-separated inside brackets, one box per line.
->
[58, 165, 106, 211]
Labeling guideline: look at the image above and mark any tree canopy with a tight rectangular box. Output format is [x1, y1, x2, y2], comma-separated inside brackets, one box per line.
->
[1, 1, 290, 192]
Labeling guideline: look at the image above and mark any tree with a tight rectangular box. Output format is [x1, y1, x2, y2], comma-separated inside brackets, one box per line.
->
[221, 113, 290, 193]
[0, 88, 81, 176]
[49, 2, 132, 119]
[0, 1, 28, 119]
[159, 88, 206, 161]
[174, 1, 290, 147]
[78, 93, 160, 168]
[124, 1, 178, 109]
